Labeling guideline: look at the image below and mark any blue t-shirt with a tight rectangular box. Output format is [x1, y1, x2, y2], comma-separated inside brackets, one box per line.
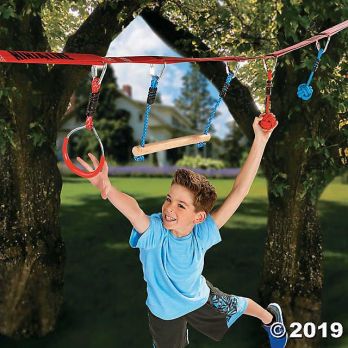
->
[129, 213, 221, 320]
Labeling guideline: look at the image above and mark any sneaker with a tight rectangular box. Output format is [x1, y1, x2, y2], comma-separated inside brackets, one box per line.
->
[263, 303, 288, 348]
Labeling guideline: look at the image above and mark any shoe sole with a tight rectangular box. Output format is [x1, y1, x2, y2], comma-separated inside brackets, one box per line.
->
[268, 303, 283, 323]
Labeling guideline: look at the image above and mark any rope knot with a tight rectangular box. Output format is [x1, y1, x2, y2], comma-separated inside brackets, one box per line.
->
[259, 112, 277, 130]
[297, 83, 313, 100]
[134, 155, 145, 161]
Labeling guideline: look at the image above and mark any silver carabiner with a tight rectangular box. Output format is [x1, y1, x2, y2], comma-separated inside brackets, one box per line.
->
[149, 63, 166, 79]
[225, 61, 245, 77]
[315, 36, 331, 53]
[91, 64, 108, 83]
[263, 57, 278, 73]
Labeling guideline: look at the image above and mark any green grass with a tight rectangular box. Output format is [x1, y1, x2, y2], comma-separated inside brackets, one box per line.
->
[1, 176, 347, 348]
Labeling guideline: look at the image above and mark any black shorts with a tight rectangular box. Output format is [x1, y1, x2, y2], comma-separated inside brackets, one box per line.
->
[148, 281, 248, 348]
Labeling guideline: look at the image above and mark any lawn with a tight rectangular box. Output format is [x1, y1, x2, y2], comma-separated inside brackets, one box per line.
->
[1, 176, 347, 348]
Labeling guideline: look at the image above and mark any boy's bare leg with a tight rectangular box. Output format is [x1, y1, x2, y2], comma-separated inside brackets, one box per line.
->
[243, 298, 273, 324]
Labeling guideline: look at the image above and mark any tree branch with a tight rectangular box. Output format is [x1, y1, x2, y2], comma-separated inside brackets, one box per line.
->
[48, 1, 153, 124]
[141, 8, 260, 139]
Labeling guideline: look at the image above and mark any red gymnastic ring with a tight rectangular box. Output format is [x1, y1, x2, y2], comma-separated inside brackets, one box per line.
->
[62, 126, 105, 178]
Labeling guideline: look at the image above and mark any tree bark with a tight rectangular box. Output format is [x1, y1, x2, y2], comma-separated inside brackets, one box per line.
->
[259, 191, 322, 348]
[0, 105, 64, 337]
[0, 0, 152, 338]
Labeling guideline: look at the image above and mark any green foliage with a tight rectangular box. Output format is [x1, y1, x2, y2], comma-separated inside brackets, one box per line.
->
[175, 65, 217, 131]
[27, 122, 47, 148]
[175, 155, 226, 169]
[270, 172, 290, 198]
[41, 0, 100, 51]
[162, 0, 348, 110]
[0, 1, 16, 20]
[222, 121, 249, 167]
[278, 0, 348, 110]
[41, 0, 150, 51]
[163, 0, 281, 104]
[0, 87, 12, 100]
[0, 119, 15, 155]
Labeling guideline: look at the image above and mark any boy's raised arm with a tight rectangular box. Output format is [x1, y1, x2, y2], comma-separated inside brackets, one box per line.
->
[76, 154, 150, 233]
[211, 116, 276, 229]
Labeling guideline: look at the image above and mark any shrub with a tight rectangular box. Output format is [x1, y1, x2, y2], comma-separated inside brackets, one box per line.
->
[175, 155, 226, 169]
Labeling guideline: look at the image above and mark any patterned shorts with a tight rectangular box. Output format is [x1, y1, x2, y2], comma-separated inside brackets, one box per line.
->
[148, 280, 248, 348]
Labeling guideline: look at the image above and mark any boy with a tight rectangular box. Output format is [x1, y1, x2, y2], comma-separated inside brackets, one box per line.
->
[77, 116, 288, 348]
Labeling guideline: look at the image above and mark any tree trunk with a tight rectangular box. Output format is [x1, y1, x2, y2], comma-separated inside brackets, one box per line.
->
[259, 188, 322, 347]
[0, 0, 153, 338]
[0, 98, 64, 337]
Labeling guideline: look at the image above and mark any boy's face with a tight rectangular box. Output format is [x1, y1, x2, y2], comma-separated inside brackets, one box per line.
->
[161, 184, 206, 236]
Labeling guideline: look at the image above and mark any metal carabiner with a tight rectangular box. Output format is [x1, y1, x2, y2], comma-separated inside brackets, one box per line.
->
[91, 64, 108, 83]
[315, 37, 331, 53]
[263, 57, 278, 73]
[149, 63, 166, 79]
[225, 61, 244, 77]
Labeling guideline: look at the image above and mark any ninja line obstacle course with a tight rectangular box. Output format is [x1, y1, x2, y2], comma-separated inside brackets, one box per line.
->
[0, 20, 347, 178]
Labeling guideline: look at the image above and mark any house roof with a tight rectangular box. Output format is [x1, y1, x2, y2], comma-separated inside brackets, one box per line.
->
[117, 90, 193, 129]
[61, 89, 208, 136]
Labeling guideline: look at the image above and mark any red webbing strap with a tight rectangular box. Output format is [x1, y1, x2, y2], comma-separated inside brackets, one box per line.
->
[0, 20, 347, 65]
[271, 20, 348, 58]
[0, 50, 104, 65]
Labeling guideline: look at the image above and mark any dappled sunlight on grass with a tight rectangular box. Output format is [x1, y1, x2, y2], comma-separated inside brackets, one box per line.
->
[105, 242, 130, 251]
[324, 250, 348, 262]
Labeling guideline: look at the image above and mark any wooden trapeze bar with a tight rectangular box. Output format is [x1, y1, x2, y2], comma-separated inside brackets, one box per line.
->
[132, 133, 211, 157]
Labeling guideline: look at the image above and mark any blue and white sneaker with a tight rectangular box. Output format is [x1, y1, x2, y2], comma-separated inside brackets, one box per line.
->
[263, 303, 288, 348]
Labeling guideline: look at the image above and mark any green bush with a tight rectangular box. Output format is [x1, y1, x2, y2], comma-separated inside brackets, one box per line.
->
[175, 155, 226, 169]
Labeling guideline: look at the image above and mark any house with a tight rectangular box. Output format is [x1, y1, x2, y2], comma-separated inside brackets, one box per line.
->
[57, 85, 221, 166]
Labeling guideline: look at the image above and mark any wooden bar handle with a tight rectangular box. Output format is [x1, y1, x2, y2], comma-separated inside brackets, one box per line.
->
[132, 134, 211, 157]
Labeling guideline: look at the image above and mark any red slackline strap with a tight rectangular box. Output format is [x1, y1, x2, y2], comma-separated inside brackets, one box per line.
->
[0, 20, 347, 66]
[0, 50, 105, 66]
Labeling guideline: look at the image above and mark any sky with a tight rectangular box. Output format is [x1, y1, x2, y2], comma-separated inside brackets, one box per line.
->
[106, 16, 232, 139]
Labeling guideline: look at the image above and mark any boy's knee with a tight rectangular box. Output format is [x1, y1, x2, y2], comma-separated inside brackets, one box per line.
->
[242, 298, 252, 314]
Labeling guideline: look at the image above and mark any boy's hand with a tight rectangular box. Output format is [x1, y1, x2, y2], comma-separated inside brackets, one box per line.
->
[76, 153, 111, 200]
[253, 116, 278, 143]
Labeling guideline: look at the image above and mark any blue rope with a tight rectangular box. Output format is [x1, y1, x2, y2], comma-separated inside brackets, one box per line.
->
[134, 75, 159, 161]
[197, 72, 235, 148]
[297, 48, 324, 101]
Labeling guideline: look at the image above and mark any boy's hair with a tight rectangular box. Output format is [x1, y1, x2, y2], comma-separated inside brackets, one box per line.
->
[172, 168, 217, 213]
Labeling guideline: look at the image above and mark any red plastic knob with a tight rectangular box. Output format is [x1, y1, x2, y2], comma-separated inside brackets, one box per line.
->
[259, 112, 277, 130]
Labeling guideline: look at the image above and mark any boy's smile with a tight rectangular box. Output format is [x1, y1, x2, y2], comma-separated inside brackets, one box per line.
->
[162, 184, 206, 237]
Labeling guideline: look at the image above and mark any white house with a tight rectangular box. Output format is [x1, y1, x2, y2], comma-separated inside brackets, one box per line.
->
[57, 85, 221, 166]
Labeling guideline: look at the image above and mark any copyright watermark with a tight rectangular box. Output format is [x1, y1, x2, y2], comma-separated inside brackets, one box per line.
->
[289, 322, 343, 338]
